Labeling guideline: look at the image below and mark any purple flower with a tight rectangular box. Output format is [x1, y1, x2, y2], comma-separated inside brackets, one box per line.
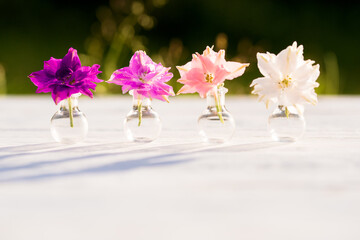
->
[108, 50, 174, 101]
[28, 48, 102, 104]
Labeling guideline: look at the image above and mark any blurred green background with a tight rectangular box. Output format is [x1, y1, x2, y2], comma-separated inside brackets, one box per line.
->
[0, 0, 359, 95]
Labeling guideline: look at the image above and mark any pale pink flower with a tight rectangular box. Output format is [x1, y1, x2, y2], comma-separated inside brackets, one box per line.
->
[176, 46, 249, 98]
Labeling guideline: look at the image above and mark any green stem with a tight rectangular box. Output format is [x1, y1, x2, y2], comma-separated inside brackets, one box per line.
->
[214, 89, 224, 124]
[285, 106, 290, 118]
[138, 99, 142, 127]
[68, 97, 74, 128]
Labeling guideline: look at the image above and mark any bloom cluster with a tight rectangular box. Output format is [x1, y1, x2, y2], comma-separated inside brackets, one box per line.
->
[108, 50, 174, 102]
[29, 42, 320, 129]
[250, 42, 320, 109]
[29, 48, 102, 104]
[176, 46, 249, 98]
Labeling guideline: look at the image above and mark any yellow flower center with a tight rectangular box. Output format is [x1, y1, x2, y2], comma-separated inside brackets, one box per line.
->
[204, 73, 214, 83]
[279, 75, 292, 89]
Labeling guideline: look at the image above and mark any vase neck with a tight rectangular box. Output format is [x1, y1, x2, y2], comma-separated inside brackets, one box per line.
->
[277, 105, 286, 111]
[275, 105, 303, 116]
[132, 95, 151, 110]
[59, 93, 80, 111]
[206, 87, 227, 107]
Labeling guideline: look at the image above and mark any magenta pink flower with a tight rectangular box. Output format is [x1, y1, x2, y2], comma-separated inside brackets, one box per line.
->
[28, 48, 102, 104]
[176, 46, 249, 98]
[107, 50, 174, 101]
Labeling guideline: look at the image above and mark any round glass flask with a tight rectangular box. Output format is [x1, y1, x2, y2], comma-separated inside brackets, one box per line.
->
[268, 105, 305, 142]
[50, 93, 88, 144]
[198, 87, 235, 143]
[124, 95, 162, 142]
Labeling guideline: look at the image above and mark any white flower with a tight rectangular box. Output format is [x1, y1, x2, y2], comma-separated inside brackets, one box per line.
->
[250, 42, 320, 109]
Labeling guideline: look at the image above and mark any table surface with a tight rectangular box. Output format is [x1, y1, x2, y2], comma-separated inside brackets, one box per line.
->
[0, 95, 359, 240]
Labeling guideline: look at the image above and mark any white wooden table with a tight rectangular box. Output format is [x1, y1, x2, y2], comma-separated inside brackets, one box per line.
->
[0, 96, 359, 240]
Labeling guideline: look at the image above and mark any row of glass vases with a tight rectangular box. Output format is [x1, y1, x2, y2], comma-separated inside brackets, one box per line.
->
[50, 88, 305, 144]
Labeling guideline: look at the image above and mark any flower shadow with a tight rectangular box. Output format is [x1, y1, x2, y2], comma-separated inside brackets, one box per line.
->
[0, 142, 63, 161]
[1, 152, 193, 183]
[0, 140, 288, 183]
[208, 141, 289, 152]
[0, 141, 207, 174]
[0, 142, 60, 153]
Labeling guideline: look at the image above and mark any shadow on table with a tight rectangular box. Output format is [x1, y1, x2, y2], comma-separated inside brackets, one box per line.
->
[0, 142, 59, 152]
[0, 140, 290, 183]
[0, 143, 62, 161]
[207, 141, 286, 152]
[0, 141, 138, 161]
[2, 152, 191, 182]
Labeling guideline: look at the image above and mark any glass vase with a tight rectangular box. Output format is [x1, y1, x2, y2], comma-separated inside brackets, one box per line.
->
[268, 105, 305, 142]
[50, 93, 88, 144]
[124, 95, 162, 142]
[198, 86, 235, 143]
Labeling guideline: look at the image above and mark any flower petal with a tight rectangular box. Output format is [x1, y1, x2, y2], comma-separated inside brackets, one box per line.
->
[177, 84, 197, 95]
[43, 57, 61, 75]
[108, 67, 134, 84]
[213, 67, 230, 85]
[129, 50, 156, 76]
[80, 88, 94, 98]
[51, 85, 80, 104]
[197, 54, 216, 74]
[223, 61, 249, 80]
[292, 62, 320, 86]
[185, 68, 205, 83]
[251, 77, 281, 103]
[61, 48, 81, 71]
[257, 52, 282, 79]
[28, 70, 56, 87]
[276, 41, 304, 76]
[176, 61, 192, 78]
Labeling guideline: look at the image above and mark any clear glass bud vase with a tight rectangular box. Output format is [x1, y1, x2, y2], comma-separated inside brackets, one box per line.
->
[268, 105, 305, 142]
[198, 87, 235, 143]
[50, 93, 88, 144]
[124, 96, 162, 142]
